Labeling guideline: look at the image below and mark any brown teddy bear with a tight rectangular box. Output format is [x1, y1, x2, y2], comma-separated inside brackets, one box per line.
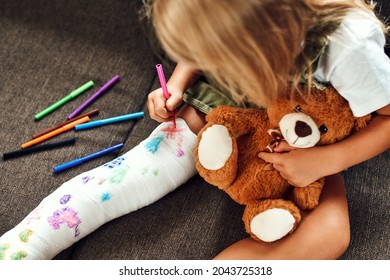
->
[194, 86, 371, 242]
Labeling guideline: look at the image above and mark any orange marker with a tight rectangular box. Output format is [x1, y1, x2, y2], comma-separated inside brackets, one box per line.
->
[21, 116, 90, 149]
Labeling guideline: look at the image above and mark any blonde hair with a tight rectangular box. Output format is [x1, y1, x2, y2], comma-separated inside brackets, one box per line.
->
[146, 0, 385, 107]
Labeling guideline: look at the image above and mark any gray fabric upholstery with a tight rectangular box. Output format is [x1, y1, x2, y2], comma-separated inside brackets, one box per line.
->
[0, 0, 388, 260]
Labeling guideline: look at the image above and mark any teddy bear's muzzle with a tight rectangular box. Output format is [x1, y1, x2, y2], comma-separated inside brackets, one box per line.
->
[279, 113, 321, 148]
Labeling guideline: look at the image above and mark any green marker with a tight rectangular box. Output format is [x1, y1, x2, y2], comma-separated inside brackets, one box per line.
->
[34, 80, 94, 120]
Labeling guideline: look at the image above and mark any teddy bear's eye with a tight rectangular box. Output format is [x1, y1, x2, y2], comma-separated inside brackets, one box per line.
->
[319, 125, 328, 134]
[294, 105, 302, 112]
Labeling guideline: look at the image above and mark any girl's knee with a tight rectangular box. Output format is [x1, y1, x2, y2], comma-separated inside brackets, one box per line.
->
[334, 216, 350, 249]
[319, 204, 351, 258]
[318, 174, 350, 257]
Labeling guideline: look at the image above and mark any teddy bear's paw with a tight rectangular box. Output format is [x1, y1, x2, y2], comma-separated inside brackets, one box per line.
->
[250, 208, 297, 242]
[197, 124, 233, 170]
[294, 179, 324, 210]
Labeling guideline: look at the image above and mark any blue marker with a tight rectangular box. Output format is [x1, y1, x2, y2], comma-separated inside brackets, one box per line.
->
[74, 112, 144, 131]
[53, 143, 124, 173]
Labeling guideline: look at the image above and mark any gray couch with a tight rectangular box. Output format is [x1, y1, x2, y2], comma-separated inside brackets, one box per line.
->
[0, 0, 388, 260]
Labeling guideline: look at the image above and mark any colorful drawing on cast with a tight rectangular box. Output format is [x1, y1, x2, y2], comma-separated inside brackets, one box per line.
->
[47, 207, 81, 238]
[101, 192, 112, 202]
[82, 175, 95, 184]
[140, 166, 159, 176]
[141, 167, 148, 175]
[18, 229, 33, 243]
[98, 178, 106, 185]
[25, 206, 43, 225]
[104, 156, 125, 169]
[108, 164, 129, 185]
[60, 194, 72, 204]
[161, 125, 185, 139]
[145, 135, 164, 154]
[144, 125, 186, 157]
[177, 149, 184, 157]
[11, 250, 28, 260]
[0, 244, 10, 260]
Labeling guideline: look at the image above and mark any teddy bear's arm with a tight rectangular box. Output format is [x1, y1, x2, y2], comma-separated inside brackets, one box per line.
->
[195, 121, 239, 188]
[206, 105, 268, 136]
[195, 106, 269, 189]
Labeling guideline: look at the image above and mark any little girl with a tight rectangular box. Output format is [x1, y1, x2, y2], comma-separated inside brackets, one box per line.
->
[1, 0, 389, 260]
[147, 0, 390, 259]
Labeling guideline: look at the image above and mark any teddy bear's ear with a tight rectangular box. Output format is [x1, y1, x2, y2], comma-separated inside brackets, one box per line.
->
[353, 114, 372, 132]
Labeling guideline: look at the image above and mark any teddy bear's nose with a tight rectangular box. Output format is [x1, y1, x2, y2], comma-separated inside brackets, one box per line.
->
[294, 120, 312, 137]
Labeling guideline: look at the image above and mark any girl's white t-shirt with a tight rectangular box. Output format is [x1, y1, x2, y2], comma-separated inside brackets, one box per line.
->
[314, 9, 390, 117]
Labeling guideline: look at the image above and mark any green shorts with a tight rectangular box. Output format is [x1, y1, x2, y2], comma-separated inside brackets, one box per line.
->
[183, 79, 242, 114]
[184, 79, 328, 115]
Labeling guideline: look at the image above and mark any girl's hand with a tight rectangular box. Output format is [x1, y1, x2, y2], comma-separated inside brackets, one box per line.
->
[258, 141, 331, 188]
[259, 105, 390, 188]
[147, 84, 183, 123]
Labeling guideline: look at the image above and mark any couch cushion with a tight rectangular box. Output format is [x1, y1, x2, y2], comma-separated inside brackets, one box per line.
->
[0, 0, 157, 259]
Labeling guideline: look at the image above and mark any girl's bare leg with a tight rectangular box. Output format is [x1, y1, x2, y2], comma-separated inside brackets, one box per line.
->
[214, 173, 350, 260]
[176, 104, 207, 134]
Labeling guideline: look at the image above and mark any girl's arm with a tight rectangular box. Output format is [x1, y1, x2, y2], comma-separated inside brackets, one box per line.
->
[166, 61, 200, 96]
[258, 104, 390, 188]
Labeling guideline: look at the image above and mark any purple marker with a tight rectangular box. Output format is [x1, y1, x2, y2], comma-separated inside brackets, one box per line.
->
[67, 75, 121, 119]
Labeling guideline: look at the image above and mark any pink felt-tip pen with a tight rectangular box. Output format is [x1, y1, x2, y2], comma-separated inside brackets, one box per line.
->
[156, 64, 176, 128]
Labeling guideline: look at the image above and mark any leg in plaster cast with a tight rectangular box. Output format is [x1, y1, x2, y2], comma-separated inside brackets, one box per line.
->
[0, 105, 205, 260]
